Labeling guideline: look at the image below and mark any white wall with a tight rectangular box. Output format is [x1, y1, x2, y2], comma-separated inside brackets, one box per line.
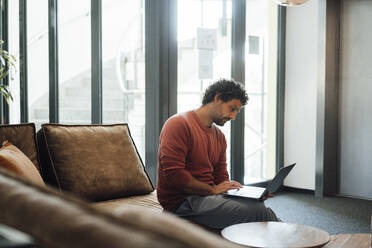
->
[284, 0, 319, 190]
[339, 0, 372, 199]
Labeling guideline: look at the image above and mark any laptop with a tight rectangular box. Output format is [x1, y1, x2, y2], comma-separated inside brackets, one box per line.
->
[223, 163, 296, 201]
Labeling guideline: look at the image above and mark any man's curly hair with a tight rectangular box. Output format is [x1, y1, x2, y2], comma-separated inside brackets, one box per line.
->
[202, 78, 248, 106]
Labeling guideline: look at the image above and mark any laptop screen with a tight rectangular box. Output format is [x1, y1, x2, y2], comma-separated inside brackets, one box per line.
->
[266, 163, 296, 193]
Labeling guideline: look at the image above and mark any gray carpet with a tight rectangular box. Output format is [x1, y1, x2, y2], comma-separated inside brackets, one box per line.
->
[265, 191, 372, 235]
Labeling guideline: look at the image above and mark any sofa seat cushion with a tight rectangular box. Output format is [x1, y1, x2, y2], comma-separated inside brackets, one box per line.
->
[93, 191, 162, 212]
[37, 124, 153, 201]
[0, 141, 45, 186]
[0, 123, 40, 171]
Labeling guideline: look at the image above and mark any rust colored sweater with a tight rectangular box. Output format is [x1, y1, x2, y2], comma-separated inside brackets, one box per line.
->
[157, 111, 229, 211]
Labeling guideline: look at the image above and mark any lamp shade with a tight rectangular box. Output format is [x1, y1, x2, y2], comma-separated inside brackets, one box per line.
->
[273, 0, 310, 6]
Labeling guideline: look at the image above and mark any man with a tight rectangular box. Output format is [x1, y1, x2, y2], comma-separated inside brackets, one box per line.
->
[157, 79, 279, 229]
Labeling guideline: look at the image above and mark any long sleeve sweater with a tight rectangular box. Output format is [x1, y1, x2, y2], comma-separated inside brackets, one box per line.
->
[157, 110, 229, 211]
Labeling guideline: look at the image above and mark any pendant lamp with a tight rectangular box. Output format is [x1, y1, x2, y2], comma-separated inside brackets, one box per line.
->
[273, 0, 310, 6]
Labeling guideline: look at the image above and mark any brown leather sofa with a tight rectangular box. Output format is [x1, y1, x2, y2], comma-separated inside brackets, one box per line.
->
[0, 123, 242, 248]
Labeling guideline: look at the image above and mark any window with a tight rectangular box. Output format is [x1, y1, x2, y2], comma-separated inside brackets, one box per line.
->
[177, 0, 233, 172]
[5, 0, 280, 183]
[102, 0, 145, 160]
[244, 0, 277, 183]
[8, 0, 20, 124]
[27, 0, 49, 129]
[58, 0, 91, 124]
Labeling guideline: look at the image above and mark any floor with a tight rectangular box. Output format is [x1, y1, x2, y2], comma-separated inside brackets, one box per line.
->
[265, 191, 372, 235]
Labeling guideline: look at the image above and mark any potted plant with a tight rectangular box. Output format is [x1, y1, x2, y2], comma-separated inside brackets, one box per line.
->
[0, 39, 16, 103]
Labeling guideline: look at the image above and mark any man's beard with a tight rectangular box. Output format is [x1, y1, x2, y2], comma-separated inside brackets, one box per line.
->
[214, 117, 231, 126]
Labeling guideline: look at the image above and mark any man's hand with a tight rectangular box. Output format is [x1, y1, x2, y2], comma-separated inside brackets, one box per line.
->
[262, 192, 275, 201]
[212, 180, 242, 195]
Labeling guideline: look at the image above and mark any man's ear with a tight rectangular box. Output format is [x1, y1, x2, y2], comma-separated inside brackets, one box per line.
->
[214, 94, 221, 103]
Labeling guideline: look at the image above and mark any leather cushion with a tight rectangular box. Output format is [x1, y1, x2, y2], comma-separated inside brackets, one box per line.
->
[0, 123, 40, 171]
[37, 124, 153, 201]
[0, 141, 45, 186]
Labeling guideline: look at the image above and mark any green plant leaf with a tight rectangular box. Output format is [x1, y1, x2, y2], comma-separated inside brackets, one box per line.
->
[0, 39, 16, 103]
[0, 85, 13, 104]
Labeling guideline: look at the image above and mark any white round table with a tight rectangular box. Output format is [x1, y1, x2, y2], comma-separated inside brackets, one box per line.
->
[221, 222, 330, 248]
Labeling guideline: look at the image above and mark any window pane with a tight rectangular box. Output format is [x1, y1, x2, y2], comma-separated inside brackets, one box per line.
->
[58, 0, 91, 124]
[244, 0, 277, 183]
[8, 0, 20, 124]
[102, 0, 145, 160]
[177, 0, 232, 174]
[28, 0, 49, 130]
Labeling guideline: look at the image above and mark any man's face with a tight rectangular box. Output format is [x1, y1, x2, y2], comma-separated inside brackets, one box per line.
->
[212, 98, 242, 126]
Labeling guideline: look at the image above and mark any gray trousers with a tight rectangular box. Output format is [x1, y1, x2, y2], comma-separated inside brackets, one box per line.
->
[173, 194, 279, 229]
